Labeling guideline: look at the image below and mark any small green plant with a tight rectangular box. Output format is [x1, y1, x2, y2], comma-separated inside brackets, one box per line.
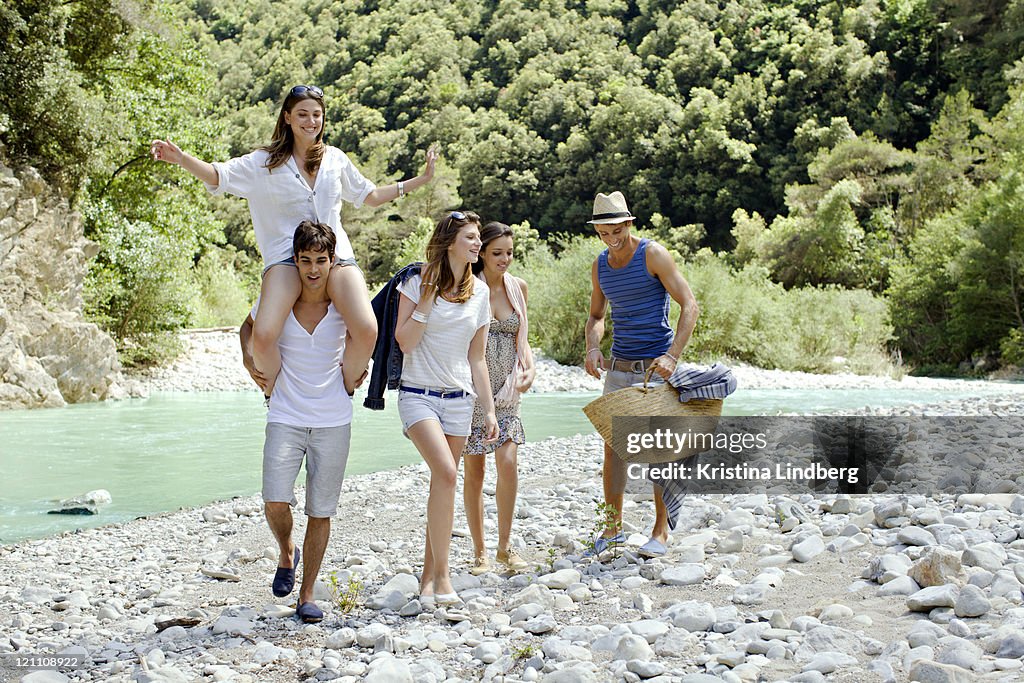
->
[545, 547, 558, 572]
[327, 571, 364, 615]
[580, 502, 622, 558]
[512, 642, 537, 660]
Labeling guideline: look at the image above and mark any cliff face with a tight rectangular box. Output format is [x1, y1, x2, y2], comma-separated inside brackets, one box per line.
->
[0, 159, 125, 409]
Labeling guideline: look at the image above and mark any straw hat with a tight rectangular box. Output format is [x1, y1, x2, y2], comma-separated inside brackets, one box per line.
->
[583, 372, 723, 464]
[587, 191, 636, 225]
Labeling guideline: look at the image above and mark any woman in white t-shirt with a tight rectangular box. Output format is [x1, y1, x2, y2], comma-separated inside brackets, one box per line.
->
[395, 210, 499, 607]
[151, 85, 438, 398]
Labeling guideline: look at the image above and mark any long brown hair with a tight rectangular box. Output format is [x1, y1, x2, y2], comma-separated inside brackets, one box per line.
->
[472, 221, 514, 275]
[262, 87, 325, 175]
[422, 211, 481, 304]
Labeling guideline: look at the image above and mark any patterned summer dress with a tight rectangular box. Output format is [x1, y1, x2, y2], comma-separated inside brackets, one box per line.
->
[465, 311, 526, 454]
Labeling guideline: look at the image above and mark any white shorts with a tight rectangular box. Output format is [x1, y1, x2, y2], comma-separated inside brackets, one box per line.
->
[398, 389, 475, 437]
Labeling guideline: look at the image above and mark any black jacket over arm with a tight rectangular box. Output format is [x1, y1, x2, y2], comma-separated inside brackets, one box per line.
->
[363, 262, 422, 410]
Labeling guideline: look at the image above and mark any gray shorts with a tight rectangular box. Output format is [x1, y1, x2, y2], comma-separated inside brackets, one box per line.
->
[603, 368, 664, 493]
[262, 255, 358, 276]
[603, 368, 665, 394]
[263, 422, 351, 517]
[398, 389, 475, 437]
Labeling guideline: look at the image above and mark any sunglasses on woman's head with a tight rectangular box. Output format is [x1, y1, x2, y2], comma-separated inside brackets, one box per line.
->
[290, 85, 324, 98]
[450, 211, 466, 220]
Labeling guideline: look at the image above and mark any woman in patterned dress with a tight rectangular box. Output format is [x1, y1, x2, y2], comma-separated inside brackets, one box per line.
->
[463, 222, 536, 574]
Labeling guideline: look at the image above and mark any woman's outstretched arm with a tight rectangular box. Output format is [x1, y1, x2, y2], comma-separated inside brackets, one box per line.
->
[151, 139, 219, 187]
[362, 144, 439, 207]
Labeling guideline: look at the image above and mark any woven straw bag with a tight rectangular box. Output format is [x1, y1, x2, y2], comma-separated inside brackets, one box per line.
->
[583, 367, 723, 464]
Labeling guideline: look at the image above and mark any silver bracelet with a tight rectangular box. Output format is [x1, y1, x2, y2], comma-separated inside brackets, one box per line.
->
[411, 309, 428, 323]
[397, 180, 405, 198]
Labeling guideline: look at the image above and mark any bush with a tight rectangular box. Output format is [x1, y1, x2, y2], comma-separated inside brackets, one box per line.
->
[192, 246, 261, 328]
[686, 253, 892, 373]
[517, 234, 604, 365]
[83, 204, 201, 368]
[517, 237, 893, 373]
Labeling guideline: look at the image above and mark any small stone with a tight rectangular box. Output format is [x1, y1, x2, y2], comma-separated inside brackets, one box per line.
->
[802, 651, 858, 674]
[628, 619, 670, 643]
[523, 614, 557, 634]
[200, 566, 241, 581]
[211, 616, 254, 636]
[792, 536, 825, 563]
[613, 634, 654, 662]
[473, 642, 503, 664]
[879, 575, 921, 597]
[659, 564, 705, 586]
[908, 547, 966, 588]
[538, 568, 582, 589]
[664, 601, 716, 632]
[717, 529, 744, 553]
[365, 657, 413, 683]
[356, 623, 392, 647]
[907, 585, 959, 612]
[830, 497, 854, 514]
[997, 632, 1024, 659]
[907, 660, 975, 683]
[325, 627, 355, 649]
[898, 527, 936, 547]
[398, 599, 422, 617]
[627, 659, 666, 677]
[20, 673, 71, 683]
[953, 584, 990, 618]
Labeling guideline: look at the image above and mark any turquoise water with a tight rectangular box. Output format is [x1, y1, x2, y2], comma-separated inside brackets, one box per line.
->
[0, 384, 1013, 544]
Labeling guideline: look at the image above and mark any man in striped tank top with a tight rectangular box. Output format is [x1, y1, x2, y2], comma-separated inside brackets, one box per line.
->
[583, 191, 700, 558]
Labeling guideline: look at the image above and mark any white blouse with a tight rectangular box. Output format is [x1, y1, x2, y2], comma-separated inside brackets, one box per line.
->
[398, 274, 491, 397]
[206, 146, 375, 264]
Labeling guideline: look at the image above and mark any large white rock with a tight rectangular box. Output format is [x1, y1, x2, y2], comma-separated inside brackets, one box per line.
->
[0, 162, 125, 409]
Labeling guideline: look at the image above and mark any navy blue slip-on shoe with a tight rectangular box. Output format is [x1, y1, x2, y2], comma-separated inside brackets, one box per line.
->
[582, 532, 626, 557]
[272, 548, 300, 598]
[296, 601, 323, 623]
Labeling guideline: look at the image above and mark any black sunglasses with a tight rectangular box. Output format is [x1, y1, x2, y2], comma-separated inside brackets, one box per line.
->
[450, 211, 467, 220]
[290, 85, 324, 99]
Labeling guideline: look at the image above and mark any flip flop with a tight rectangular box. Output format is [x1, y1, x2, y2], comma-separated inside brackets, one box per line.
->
[272, 547, 300, 597]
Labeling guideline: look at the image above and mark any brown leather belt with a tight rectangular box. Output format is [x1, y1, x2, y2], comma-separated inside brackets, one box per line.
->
[608, 357, 659, 373]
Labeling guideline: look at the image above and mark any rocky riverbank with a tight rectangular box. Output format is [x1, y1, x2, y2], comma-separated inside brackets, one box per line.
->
[6, 332, 1024, 682]
[129, 330, 1021, 397]
[3, 394, 1024, 682]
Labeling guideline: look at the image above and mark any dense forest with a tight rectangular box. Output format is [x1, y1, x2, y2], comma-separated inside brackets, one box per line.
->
[2, 0, 1023, 373]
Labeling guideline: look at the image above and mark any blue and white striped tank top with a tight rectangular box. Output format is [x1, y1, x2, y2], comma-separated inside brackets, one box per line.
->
[597, 238, 672, 360]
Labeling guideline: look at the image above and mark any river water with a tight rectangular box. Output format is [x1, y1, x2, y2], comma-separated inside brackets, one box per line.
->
[0, 384, 1013, 544]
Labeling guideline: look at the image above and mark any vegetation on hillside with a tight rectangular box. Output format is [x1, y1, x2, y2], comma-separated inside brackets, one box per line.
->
[2, 0, 1023, 372]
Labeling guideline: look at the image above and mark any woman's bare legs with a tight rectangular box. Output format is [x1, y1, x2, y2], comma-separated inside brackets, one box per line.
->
[252, 265, 301, 396]
[493, 440, 519, 552]
[463, 454, 487, 559]
[408, 419, 467, 597]
[326, 264, 377, 391]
